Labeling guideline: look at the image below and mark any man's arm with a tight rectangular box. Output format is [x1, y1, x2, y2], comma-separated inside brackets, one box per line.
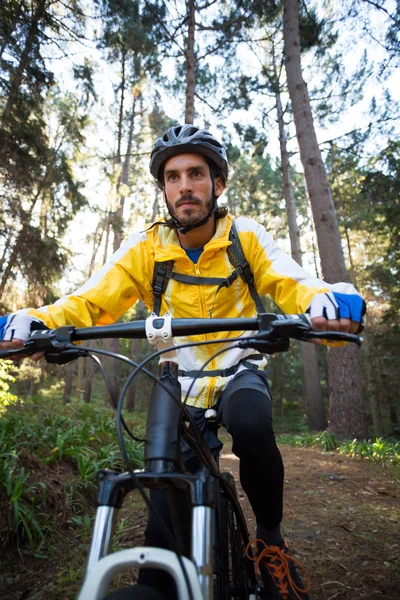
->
[0, 229, 155, 356]
[235, 217, 365, 334]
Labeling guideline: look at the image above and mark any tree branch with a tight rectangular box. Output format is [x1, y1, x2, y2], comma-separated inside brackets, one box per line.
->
[194, 91, 218, 113]
[143, 0, 185, 53]
[361, 0, 400, 23]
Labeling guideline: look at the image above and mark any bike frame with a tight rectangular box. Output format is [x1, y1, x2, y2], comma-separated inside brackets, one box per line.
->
[78, 360, 257, 600]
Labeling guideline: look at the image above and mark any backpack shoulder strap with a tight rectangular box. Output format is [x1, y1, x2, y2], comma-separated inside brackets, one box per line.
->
[152, 260, 174, 315]
[151, 222, 266, 316]
[227, 221, 265, 315]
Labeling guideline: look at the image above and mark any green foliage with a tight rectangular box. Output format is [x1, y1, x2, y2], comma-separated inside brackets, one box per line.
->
[225, 144, 284, 230]
[298, 2, 338, 53]
[0, 399, 145, 552]
[360, 140, 400, 322]
[0, 360, 17, 409]
[277, 431, 400, 466]
[338, 437, 400, 465]
[0, 1, 92, 302]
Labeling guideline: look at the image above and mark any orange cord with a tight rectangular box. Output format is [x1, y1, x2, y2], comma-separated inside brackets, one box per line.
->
[246, 539, 311, 600]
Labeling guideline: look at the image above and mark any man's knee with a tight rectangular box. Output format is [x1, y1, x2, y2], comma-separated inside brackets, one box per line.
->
[224, 387, 276, 451]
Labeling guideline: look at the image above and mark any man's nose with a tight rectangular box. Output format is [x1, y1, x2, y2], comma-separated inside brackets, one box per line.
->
[179, 174, 192, 194]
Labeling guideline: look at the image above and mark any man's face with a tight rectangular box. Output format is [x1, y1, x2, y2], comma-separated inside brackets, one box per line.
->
[163, 153, 224, 227]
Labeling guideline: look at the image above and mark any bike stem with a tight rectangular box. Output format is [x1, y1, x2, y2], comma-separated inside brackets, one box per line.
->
[145, 362, 182, 472]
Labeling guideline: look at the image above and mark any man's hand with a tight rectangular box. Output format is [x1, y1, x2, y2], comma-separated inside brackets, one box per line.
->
[308, 291, 366, 344]
[0, 313, 45, 361]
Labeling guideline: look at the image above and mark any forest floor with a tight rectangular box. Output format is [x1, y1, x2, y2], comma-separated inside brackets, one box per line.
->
[1, 441, 399, 600]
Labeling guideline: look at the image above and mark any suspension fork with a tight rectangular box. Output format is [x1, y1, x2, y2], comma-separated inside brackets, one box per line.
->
[85, 361, 181, 572]
[147, 361, 217, 597]
[85, 360, 217, 599]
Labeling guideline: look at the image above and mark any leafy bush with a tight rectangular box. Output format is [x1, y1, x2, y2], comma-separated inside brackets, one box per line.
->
[338, 437, 400, 465]
[0, 360, 17, 410]
[0, 399, 145, 552]
[277, 431, 400, 466]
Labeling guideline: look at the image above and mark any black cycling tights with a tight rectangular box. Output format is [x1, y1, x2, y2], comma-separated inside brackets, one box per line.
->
[137, 370, 284, 597]
[218, 369, 284, 530]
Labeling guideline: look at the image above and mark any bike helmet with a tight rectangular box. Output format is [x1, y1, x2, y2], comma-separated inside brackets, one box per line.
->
[150, 124, 228, 185]
[149, 125, 228, 234]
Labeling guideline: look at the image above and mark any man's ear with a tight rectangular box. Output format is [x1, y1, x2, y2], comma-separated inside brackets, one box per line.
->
[214, 176, 225, 198]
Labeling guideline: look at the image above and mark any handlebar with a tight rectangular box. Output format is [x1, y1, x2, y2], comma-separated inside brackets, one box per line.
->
[0, 313, 362, 362]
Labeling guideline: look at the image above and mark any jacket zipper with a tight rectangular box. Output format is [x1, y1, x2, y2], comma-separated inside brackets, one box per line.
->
[194, 261, 216, 409]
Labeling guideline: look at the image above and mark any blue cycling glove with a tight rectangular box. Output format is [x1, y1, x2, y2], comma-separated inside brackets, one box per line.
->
[308, 291, 366, 326]
[0, 315, 10, 339]
[0, 312, 47, 342]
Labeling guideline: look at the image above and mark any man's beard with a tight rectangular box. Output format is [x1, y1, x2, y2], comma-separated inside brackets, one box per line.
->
[166, 193, 213, 226]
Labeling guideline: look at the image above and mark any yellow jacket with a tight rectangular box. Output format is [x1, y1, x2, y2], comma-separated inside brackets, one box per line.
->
[28, 215, 355, 408]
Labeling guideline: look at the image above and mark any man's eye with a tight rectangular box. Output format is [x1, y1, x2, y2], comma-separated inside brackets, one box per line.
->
[192, 171, 202, 178]
[168, 174, 177, 181]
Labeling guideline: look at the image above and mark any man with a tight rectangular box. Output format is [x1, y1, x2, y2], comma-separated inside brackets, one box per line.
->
[0, 125, 365, 599]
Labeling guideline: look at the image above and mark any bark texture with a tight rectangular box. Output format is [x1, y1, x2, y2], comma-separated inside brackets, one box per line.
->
[84, 354, 94, 404]
[184, 0, 196, 124]
[283, 0, 368, 439]
[283, 1, 346, 283]
[275, 77, 326, 430]
[63, 363, 75, 404]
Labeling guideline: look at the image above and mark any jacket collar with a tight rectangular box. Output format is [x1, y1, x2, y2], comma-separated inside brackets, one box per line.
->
[151, 214, 232, 262]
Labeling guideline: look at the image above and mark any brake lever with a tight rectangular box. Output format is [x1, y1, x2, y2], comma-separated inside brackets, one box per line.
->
[266, 318, 311, 341]
[45, 349, 89, 364]
[239, 337, 290, 354]
[0, 326, 82, 361]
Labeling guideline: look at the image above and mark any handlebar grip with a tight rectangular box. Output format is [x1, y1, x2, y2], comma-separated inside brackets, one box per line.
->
[0, 345, 36, 359]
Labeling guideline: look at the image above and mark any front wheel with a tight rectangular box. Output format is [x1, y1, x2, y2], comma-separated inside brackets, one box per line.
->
[215, 472, 255, 600]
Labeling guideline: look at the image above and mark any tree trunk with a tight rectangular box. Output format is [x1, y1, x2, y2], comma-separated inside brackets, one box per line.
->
[75, 358, 84, 400]
[327, 344, 368, 439]
[113, 98, 136, 252]
[83, 355, 94, 403]
[116, 49, 126, 165]
[361, 329, 383, 436]
[389, 404, 399, 433]
[107, 97, 139, 399]
[88, 219, 105, 278]
[102, 210, 111, 264]
[274, 69, 326, 431]
[125, 337, 139, 411]
[151, 187, 161, 221]
[275, 87, 301, 265]
[301, 343, 327, 429]
[283, 0, 346, 283]
[283, 0, 368, 439]
[184, 0, 196, 124]
[63, 362, 75, 404]
[105, 338, 121, 408]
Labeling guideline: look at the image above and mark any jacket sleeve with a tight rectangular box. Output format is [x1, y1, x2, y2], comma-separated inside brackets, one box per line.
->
[28, 230, 154, 329]
[236, 217, 357, 314]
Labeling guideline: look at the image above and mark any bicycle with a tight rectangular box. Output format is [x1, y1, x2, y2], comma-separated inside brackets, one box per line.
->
[0, 312, 361, 600]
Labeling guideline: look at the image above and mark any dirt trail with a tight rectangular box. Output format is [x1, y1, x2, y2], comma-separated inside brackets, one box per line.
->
[1, 445, 399, 600]
[220, 444, 400, 600]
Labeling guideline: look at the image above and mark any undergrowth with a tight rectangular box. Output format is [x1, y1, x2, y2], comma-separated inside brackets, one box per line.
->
[0, 398, 145, 554]
[2, 392, 398, 560]
[277, 430, 400, 466]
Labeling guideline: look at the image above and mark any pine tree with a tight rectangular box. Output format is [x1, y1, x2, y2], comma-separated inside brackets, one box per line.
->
[282, 0, 369, 439]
